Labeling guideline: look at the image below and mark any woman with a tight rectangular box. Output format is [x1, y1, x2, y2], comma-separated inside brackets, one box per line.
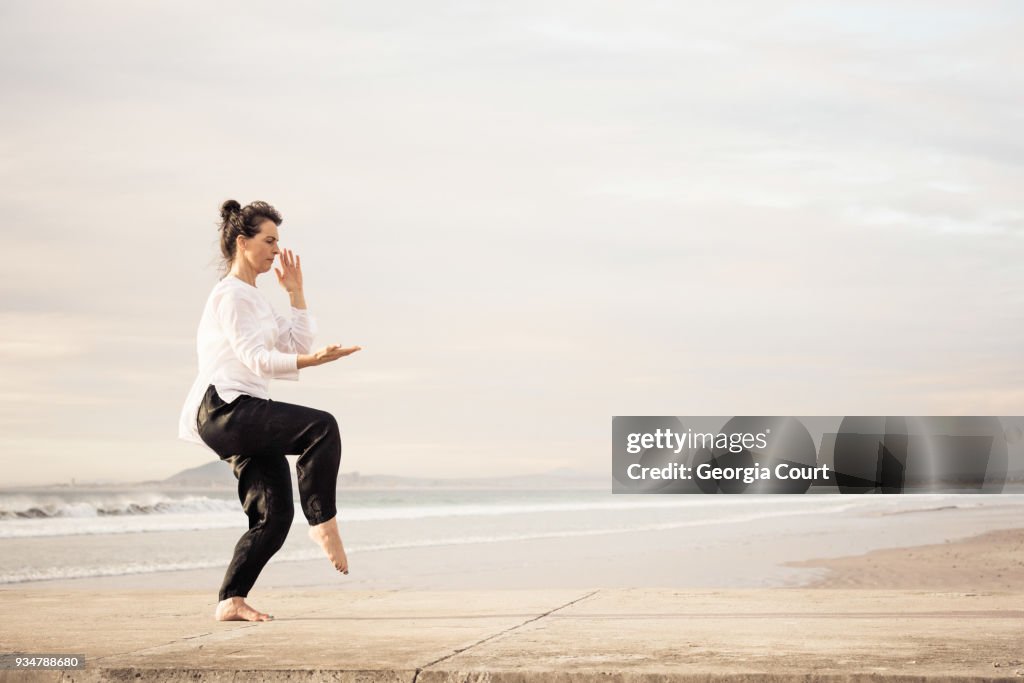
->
[178, 199, 361, 622]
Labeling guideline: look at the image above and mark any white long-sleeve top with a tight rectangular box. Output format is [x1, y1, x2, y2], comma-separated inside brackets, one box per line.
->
[177, 275, 318, 449]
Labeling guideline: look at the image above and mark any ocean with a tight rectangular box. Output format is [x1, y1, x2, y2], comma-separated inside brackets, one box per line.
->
[3, 487, 1024, 588]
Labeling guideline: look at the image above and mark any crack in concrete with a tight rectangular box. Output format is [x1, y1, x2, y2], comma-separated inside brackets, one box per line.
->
[89, 622, 261, 664]
[183, 631, 214, 640]
[410, 589, 601, 682]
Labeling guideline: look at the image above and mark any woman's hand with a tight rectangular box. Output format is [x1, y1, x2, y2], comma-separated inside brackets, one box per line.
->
[298, 344, 362, 369]
[275, 248, 303, 293]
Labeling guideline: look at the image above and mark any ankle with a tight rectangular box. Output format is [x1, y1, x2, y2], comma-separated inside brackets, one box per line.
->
[312, 515, 337, 528]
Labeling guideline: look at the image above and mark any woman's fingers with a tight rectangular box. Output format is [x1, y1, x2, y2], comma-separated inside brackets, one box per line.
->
[316, 344, 361, 365]
[280, 249, 301, 278]
[327, 345, 361, 359]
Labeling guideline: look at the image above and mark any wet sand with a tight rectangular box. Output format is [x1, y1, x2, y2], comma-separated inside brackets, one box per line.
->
[791, 527, 1024, 592]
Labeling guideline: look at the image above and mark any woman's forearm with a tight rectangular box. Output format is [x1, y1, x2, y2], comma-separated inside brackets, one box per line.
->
[292, 288, 311, 368]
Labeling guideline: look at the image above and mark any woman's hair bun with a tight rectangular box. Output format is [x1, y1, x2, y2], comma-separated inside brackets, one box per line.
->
[220, 199, 242, 221]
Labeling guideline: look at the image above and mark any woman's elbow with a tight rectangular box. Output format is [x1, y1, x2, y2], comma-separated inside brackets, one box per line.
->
[238, 352, 277, 379]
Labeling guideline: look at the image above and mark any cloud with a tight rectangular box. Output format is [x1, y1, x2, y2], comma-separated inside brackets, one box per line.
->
[843, 206, 1024, 236]
[2, 1, 1024, 483]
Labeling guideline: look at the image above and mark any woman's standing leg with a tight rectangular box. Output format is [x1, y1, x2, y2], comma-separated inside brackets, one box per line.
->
[198, 386, 298, 621]
[218, 452, 294, 601]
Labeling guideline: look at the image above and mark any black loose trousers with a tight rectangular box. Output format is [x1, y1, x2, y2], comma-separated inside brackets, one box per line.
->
[197, 384, 341, 600]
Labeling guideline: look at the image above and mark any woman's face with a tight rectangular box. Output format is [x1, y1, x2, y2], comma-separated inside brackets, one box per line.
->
[238, 220, 281, 274]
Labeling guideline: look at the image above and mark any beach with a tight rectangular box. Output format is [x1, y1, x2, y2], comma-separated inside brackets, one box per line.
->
[1, 490, 1022, 679]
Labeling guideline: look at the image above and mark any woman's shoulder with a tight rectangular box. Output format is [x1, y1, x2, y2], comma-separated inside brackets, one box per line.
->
[209, 276, 271, 310]
[214, 276, 260, 296]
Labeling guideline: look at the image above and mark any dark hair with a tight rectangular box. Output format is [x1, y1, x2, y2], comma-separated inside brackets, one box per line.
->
[217, 199, 283, 275]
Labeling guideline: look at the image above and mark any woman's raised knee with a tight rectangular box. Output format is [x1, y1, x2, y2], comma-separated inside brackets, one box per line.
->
[318, 411, 340, 437]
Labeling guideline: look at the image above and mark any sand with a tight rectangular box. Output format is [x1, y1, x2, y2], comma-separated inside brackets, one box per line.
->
[792, 527, 1024, 592]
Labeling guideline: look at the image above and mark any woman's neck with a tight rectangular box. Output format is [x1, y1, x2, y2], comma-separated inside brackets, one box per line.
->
[228, 264, 257, 287]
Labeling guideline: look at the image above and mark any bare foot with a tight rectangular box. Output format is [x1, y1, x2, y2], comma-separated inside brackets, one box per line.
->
[308, 516, 349, 574]
[214, 596, 274, 622]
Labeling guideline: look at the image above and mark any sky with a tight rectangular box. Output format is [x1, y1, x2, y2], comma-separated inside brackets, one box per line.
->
[1, 1, 1023, 485]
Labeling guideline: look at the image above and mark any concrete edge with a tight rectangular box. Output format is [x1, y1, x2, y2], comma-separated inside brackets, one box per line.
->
[2, 669, 1015, 683]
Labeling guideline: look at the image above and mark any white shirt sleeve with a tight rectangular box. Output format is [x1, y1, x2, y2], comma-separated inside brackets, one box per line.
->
[274, 307, 318, 354]
[214, 288, 299, 380]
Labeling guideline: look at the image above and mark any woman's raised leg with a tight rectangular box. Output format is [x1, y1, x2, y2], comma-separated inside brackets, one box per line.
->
[225, 396, 348, 573]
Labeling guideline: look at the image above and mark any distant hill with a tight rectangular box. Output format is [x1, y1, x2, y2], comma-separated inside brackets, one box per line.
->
[151, 460, 609, 490]
[161, 460, 236, 487]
